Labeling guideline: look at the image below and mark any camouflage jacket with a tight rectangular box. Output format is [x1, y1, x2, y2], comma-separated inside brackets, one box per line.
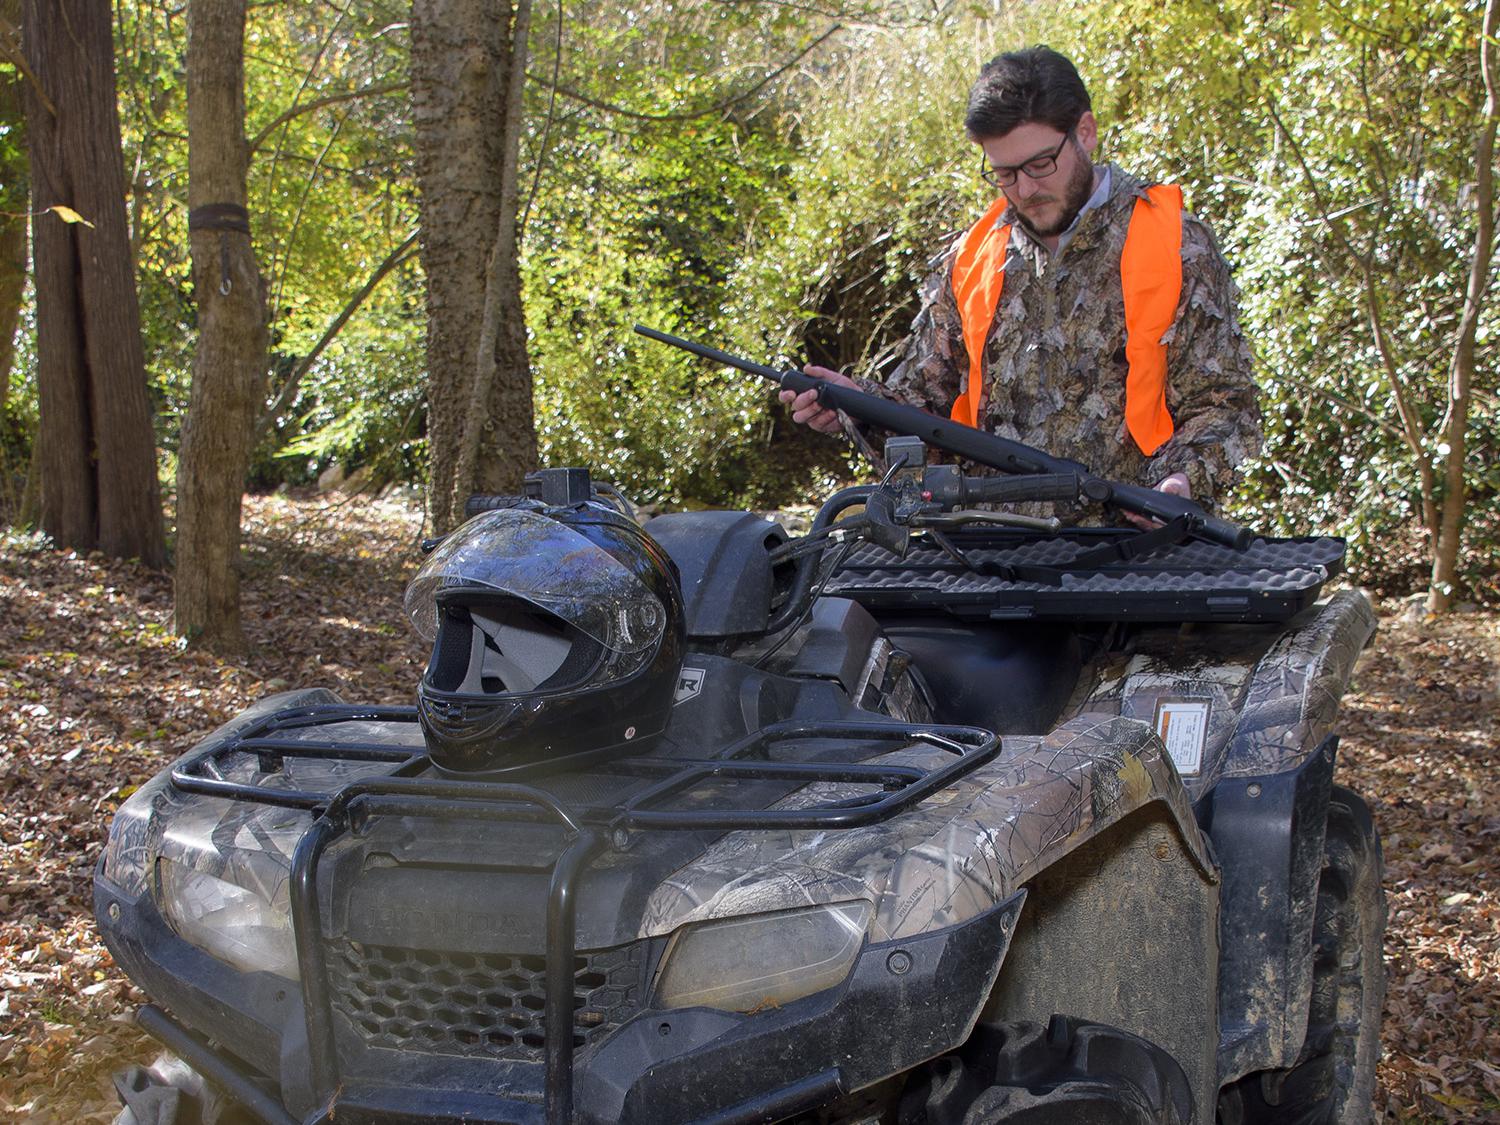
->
[848, 164, 1262, 513]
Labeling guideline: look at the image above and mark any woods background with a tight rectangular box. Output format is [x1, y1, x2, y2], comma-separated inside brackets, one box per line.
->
[0, 0, 1496, 640]
[0, 4, 1497, 1120]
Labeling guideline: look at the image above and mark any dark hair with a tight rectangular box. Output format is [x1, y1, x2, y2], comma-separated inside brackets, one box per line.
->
[964, 46, 1092, 140]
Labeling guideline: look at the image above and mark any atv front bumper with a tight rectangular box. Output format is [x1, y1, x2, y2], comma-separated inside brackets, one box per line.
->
[96, 867, 1025, 1124]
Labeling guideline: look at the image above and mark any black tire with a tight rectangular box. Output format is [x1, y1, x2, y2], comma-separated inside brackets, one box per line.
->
[1237, 786, 1386, 1125]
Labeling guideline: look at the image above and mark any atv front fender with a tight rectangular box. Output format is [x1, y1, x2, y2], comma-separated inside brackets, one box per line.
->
[641, 714, 1215, 945]
[586, 893, 1028, 1124]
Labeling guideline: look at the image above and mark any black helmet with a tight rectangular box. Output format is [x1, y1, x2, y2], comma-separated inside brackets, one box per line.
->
[404, 503, 684, 775]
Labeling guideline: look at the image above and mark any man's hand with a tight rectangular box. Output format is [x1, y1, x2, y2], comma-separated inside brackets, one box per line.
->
[778, 365, 859, 433]
[1124, 472, 1192, 529]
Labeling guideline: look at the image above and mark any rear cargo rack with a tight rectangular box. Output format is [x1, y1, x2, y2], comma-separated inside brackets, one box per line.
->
[168, 705, 1003, 1125]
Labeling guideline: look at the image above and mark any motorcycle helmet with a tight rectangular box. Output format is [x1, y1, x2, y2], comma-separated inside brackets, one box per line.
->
[403, 503, 684, 775]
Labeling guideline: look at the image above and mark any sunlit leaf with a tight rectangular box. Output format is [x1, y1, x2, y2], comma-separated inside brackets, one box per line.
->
[47, 204, 95, 228]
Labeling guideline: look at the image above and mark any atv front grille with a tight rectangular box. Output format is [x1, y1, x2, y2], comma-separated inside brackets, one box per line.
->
[328, 939, 647, 1061]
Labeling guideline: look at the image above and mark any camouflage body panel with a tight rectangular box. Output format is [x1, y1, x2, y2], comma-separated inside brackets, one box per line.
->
[639, 714, 1215, 943]
[1221, 589, 1378, 778]
[1070, 590, 1376, 797]
[847, 164, 1262, 514]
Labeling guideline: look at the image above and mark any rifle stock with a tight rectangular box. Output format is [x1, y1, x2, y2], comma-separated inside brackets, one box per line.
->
[633, 324, 1252, 549]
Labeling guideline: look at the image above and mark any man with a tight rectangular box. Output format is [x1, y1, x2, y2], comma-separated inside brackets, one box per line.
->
[782, 46, 1261, 513]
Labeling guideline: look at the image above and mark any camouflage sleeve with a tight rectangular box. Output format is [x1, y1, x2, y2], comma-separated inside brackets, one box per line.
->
[1146, 216, 1264, 510]
[842, 248, 966, 469]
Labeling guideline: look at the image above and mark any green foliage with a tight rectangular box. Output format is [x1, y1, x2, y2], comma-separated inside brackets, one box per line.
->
[7, 0, 1491, 599]
[0, 295, 35, 521]
[113, 0, 419, 482]
[522, 7, 858, 507]
[729, 17, 998, 373]
[260, 263, 427, 487]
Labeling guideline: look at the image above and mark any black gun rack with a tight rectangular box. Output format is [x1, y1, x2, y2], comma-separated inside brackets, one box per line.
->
[826, 528, 1348, 623]
[167, 703, 1004, 1125]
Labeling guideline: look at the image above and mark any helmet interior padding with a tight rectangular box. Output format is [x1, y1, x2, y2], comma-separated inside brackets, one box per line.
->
[430, 604, 604, 695]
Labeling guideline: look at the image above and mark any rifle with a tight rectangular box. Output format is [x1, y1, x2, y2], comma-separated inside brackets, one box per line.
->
[634, 324, 1252, 550]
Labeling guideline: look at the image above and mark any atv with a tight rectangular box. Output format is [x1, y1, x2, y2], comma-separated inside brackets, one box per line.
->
[96, 330, 1385, 1125]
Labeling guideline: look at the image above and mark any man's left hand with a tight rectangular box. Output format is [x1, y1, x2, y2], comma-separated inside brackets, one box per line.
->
[1124, 473, 1191, 530]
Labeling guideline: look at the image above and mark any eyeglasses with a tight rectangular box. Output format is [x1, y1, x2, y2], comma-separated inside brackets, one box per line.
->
[980, 130, 1074, 188]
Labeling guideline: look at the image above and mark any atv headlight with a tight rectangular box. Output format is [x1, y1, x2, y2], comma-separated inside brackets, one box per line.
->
[654, 901, 870, 1012]
[157, 860, 299, 980]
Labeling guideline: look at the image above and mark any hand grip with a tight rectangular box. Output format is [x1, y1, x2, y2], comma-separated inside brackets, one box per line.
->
[960, 474, 1082, 505]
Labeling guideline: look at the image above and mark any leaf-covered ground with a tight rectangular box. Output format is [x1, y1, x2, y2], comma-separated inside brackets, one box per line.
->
[0, 495, 1495, 1122]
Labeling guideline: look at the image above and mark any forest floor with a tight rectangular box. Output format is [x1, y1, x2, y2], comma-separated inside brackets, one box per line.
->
[0, 494, 1495, 1122]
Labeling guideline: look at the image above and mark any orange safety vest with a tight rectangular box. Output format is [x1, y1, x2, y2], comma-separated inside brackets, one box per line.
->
[948, 184, 1184, 457]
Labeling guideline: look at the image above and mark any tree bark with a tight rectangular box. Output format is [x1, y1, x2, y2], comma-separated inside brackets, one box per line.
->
[0, 0, 26, 406]
[411, 0, 538, 534]
[21, 0, 165, 565]
[174, 0, 268, 650]
[1428, 0, 1499, 614]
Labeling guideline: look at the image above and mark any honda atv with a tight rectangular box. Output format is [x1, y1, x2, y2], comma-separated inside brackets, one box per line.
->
[96, 330, 1385, 1125]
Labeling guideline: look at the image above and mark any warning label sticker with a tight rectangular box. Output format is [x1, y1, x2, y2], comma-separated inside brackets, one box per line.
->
[1153, 698, 1211, 776]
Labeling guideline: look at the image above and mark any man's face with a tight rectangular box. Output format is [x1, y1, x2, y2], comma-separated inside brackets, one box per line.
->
[979, 113, 1099, 240]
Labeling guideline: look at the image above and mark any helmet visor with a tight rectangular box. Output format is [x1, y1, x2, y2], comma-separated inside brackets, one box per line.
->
[404, 510, 666, 653]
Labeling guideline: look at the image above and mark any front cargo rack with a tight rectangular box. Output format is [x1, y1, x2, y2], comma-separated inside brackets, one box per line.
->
[824, 527, 1347, 623]
[166, 703, 1004, 1125]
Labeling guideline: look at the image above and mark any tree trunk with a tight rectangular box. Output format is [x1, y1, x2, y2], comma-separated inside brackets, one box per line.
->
[411, 0, 538, 534]
[174, 0, 268, 650]
[1428, 0, 1498, 614]
[0, 0, 26, 405]
[21, 0, 165, 565]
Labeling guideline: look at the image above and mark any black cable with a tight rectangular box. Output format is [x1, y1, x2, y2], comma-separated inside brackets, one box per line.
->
[753, 538, 856, 670]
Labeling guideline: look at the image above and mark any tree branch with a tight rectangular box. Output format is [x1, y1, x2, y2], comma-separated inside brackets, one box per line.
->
[261, 7, 347, 271]
[0, 13, 55, 115]
[520, 0, 564, 235]
[270, 113, 345, 326]
[532, 24, 840, 123]
[255, 230, 419, 444]
[1266, 95, 1436, 529]
[248, 79, 407, 152]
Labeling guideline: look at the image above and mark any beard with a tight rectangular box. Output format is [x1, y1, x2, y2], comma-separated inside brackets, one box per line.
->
[1010, 147, 1096, 240]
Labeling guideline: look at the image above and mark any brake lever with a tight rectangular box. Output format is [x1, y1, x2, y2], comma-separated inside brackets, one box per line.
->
[912, 510, 1063, 532]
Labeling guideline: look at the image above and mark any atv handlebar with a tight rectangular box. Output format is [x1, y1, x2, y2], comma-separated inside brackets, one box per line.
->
[634, 324, 1252, 550]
